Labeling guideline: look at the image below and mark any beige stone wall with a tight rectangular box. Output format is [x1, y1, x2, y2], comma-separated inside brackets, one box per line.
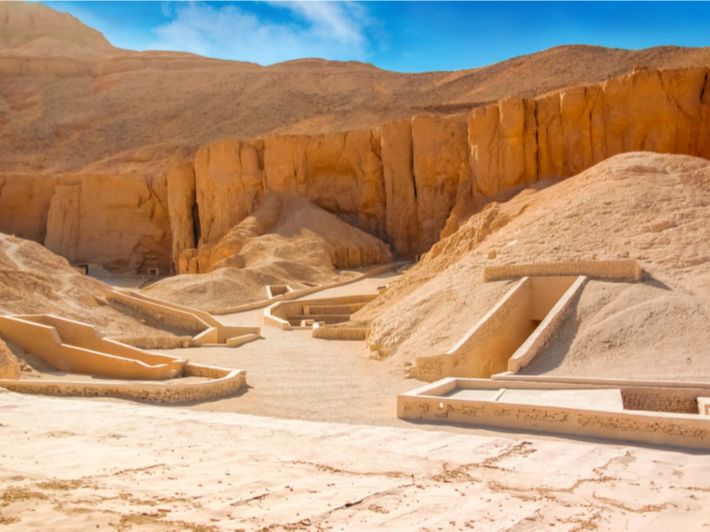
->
[507, 276, 587, 373]
[483, 260, 642, 282]
[312, 326, 368, 341]
[265, 294, 376, 330]
[398, 378, 710, 449]
[0, 363, 246, 403]
[412, 275, 581, 381]
[107, 288, 259, 344]
[0, 314, 184, 380]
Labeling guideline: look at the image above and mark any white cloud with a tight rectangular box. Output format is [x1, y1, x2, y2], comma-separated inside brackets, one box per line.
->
[149, 1, 374, 65]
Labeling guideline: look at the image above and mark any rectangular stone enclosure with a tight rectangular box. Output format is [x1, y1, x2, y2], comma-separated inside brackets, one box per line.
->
[411, 276, 585, 381]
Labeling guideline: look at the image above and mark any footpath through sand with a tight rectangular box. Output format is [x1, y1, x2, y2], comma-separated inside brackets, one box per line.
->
[157, 271, 418, 425]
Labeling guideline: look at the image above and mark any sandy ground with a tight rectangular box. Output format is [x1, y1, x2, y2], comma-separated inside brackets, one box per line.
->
[158, 271, 412, 426]
[166, 329, 414, 426]
[1, 390, 709, 530]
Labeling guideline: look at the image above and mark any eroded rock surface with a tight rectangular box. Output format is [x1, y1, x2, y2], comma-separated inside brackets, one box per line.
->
[1, 67, 709, 272]
[180, 67, 710, 269]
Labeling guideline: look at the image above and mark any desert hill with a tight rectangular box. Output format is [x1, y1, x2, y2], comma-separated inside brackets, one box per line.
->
[0, 232, 186, 341]
[358, 152, 710, 382]
[0, 2, 114, 57]
[2, 2, 710, 176]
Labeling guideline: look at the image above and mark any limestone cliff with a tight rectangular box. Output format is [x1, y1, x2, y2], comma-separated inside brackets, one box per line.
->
[1, 67, 709, 273]
[471, 67, 710, 195]
[0, 172, 171, 273]
[175, 67, 709, 271]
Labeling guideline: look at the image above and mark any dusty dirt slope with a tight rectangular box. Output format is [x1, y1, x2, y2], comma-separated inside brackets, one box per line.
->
[145, 193, 390, 311]
[0, 232, 183, 340]
[358, 152, 710, 382]
[3, 2, 710, 176]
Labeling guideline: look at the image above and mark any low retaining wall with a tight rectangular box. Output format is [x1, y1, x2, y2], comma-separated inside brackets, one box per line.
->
[107, 289, 259, 344]
[411, 276, 582, 381]
[483, 260, 642, 282]
[398, 378, 710, 449]
[225, 333, 261, 348]
[0, 363, 246, 403]
[266, 285, 293, 299]
[265, 295, 376, 330]
[211, 261, 406, 315]
[0, 314, 184, 380]
[312, 326, 368, 341]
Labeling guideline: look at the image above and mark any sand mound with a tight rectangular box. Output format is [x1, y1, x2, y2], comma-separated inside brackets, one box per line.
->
[359, 152, 710, 381]
[148, 193, 390, 311]
[0, 232, 182, 340]
[192, 193, 392, 272]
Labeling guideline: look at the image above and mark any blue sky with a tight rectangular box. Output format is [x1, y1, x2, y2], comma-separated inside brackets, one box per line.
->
[44, 1, 710, 72]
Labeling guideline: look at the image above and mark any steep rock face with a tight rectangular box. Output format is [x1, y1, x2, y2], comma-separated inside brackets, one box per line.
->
[381, 120, 417, 256]
[184, 68, 710, 268]
[470, 67, 710, 195]
[166, 160, 197, 270]
[469, 96, 538, 196]
[44, 183, 81, 258]
[264, 129, 386, 239]
[0, 175, 57, 242]
[47, 173, 171, 272]
[194, 138, 264, 245]
[0, 173, 171, 272]
[411, 114, 470, 252]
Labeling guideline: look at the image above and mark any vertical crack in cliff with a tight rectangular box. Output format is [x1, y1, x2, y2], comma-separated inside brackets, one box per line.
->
[408, 129, 417, 200]
[701, 72, 708, 104]
[586, 87, 594, 165]
[192, 201, 201, 245]
[533, 101, 540, 180]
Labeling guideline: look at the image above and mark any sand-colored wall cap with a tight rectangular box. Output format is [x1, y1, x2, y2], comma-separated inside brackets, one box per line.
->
[483, 260, 642, 282]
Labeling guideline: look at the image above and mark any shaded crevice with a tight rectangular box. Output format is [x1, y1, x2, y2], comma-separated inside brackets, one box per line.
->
[409, 131, 417, 200]
[533, 101, 540, 181]
[191, 202, 201, 245]
[701, 72, 708, 104]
